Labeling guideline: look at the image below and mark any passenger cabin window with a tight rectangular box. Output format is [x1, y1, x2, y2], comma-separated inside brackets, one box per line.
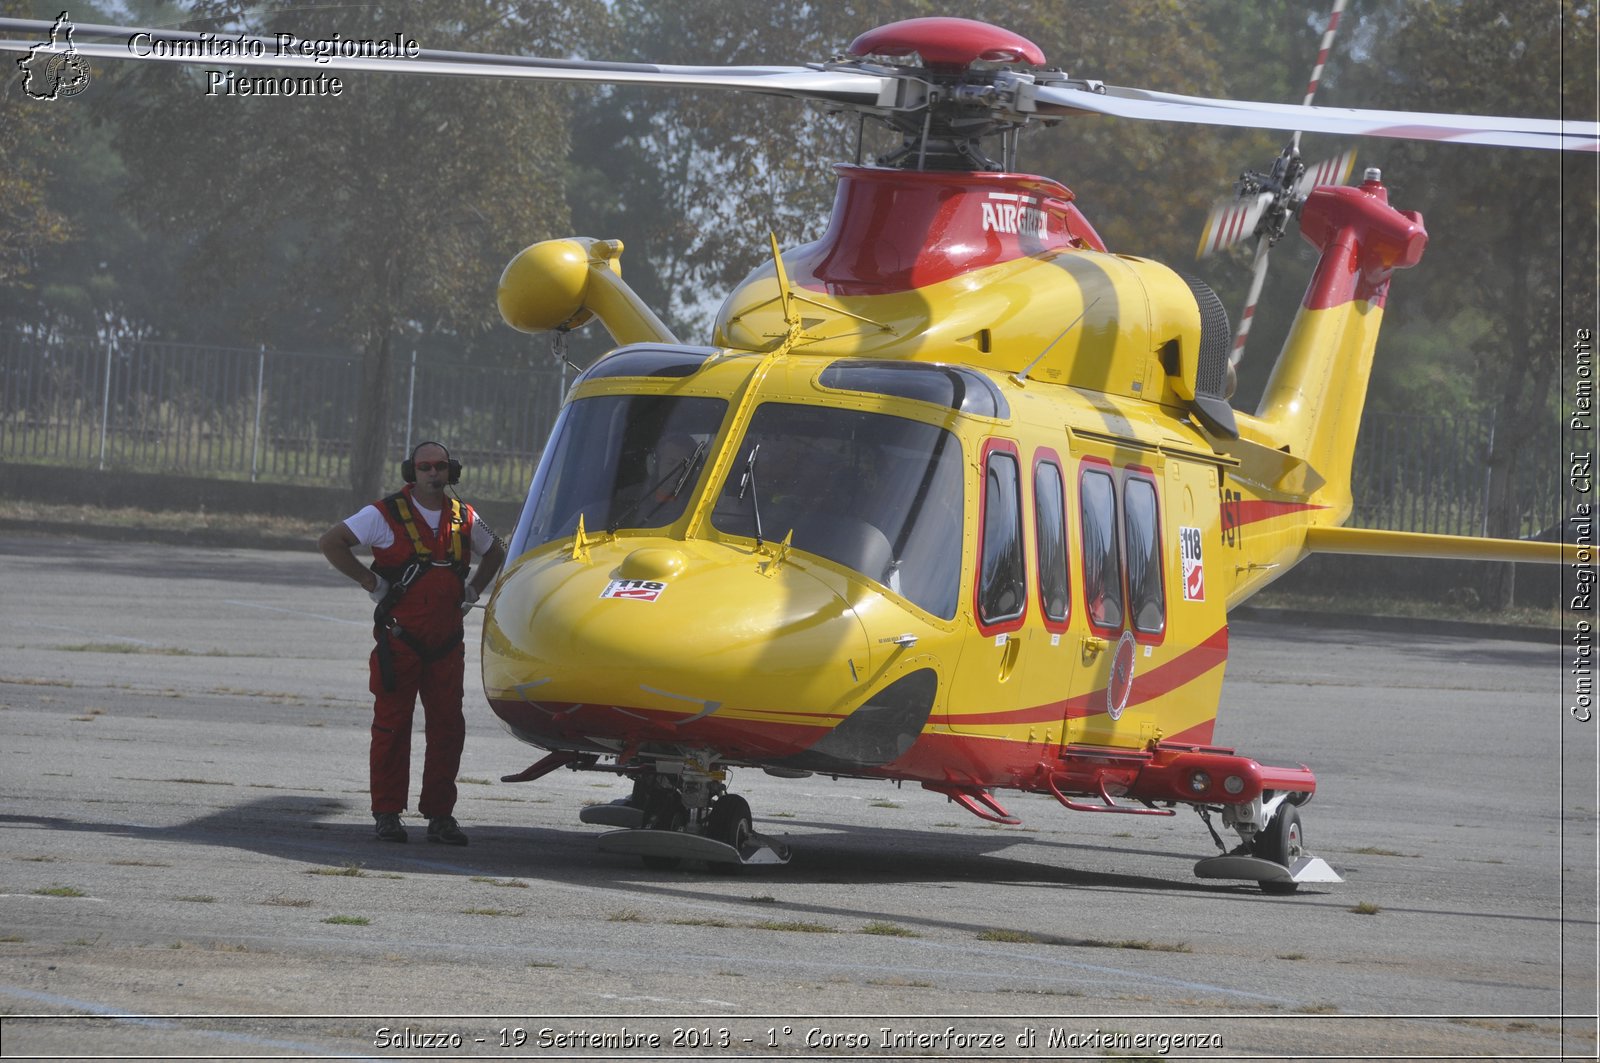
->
[978, 447, 1026, 626]
[1034, 460, 1069, 624]
[1080, 467, 1124, 630]
[1124, 476, 1166, 635]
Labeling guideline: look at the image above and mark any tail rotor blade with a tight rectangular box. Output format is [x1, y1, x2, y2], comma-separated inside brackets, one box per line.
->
[1198, 192, 1270, 258]
[1295, 148, 1358, 196]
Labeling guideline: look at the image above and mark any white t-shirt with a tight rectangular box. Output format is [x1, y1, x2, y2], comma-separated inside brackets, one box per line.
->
[345, 499, 496, 556]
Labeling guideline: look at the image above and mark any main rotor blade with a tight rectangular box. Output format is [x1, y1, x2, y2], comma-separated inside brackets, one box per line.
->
[0, 18, 899, 107]
[1035, 83, 1598, 152]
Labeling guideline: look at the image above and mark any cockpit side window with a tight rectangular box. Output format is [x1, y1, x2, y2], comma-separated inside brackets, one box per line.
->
[508, 394, 726, 556]
[710, 403, 964, 619]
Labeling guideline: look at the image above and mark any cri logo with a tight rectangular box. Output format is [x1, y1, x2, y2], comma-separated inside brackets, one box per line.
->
[1106, 631, 1137, 721]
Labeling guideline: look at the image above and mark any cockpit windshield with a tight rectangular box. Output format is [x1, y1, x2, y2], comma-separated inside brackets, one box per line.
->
[712, 403, 964, 619]
[510, 394, 726, 554]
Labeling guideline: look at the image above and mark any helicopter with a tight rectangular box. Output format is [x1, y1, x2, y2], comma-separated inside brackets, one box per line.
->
[4, 13, 1592, 893]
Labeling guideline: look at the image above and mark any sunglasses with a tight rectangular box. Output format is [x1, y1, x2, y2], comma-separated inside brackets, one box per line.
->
[413, 461, 451, 473]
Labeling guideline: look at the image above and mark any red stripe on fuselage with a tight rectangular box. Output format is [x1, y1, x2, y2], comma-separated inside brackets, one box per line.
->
[931, 624, 1228, 730]
[1234, 499, 1326, 529]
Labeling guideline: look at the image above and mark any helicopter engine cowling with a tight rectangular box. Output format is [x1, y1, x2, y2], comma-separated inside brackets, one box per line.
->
[713, 166, 1222, 426]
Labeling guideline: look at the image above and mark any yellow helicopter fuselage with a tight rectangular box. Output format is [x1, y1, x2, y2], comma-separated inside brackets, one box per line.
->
[480, 165, 1443, 808]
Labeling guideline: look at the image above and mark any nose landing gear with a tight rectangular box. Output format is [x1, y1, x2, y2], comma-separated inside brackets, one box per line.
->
[579, 759, 791, 870]
[1192, 793, 1341, 893]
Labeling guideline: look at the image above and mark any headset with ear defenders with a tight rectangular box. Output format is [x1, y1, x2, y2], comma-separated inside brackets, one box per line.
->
[401, 441, 462, 485]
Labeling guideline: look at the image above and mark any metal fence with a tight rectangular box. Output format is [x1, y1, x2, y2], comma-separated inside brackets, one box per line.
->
[0, 332, 1563, 531]
[0, 332, 567, 500]
[1349, 408, 1560, 539]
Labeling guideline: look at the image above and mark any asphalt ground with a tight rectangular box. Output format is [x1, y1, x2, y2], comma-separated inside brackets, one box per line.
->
[0, 538, 1595, 1061]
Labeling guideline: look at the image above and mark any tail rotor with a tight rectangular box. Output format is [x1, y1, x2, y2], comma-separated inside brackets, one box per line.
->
[1197, 0, 1356, 374]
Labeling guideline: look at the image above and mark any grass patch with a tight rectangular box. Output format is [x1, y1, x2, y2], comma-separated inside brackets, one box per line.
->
[1277, 952, 1307, 961]
[669, 917, 736, 928]
[110, 859, 171, 867]
[607, 909, 645, 923]
[860, 921, 918, 938]
[469, 876, 528, 889]
[17, 855, 58, 862]
[458, 777, 492, 785]
[322, 915, 370, 926]
[1295, 1003, 1340, 1014]
[306, 862, 367, 877]
[1348, 846, 1418, 858]
[462, 907, 520, 917]
[0, 934, 25, 943]
[1075, 938, 1192, 953]
[745, 895, 777, 904]
[769, 811, 796, 819]
[866, 977, 933, 988]
[1250, 587, 1560, 629]
[175, 895, 216, 903]
[55, 644, 244, 657]
[1349, 901, 1382, 915]
[869, 800, 902, 809]
[976, 928, 1037, 944]
[263, 896, 312, 908]
[32, 885, 86, 898]
[528, 960, 559, 969]
[750, 920, 837, 933]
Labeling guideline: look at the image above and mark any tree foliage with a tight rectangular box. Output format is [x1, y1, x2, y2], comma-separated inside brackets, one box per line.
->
[106, 0, 599, 500]
[1359, 0, 1594, 603]
[0, 0, 73, 286]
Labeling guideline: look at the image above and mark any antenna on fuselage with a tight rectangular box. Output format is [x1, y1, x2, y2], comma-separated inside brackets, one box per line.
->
[1015, 297, 1099, 385]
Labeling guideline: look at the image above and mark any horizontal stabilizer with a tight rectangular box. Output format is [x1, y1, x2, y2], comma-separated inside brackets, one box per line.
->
[1306, 526, 1584, 565]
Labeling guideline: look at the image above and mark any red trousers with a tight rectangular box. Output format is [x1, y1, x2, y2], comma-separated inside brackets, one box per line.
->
[368, 638, 465, 818]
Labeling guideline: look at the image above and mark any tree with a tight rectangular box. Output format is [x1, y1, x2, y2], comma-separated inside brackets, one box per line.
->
[1363, 0, 1595, 606]
[107, 0, 602, 501]
[0, 0, 73, 287]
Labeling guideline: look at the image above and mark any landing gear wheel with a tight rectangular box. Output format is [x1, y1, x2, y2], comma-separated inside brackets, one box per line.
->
[1252, 803, 1303, 894]
[640, 785, 686, 870]
[705, 794, 752, 875]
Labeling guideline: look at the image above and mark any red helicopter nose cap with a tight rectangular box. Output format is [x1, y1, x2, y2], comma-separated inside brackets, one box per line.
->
[847, 17, 1046, 69]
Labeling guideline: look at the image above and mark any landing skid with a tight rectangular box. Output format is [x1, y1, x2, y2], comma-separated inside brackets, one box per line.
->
[598, 828, 791, 867]
[1193, 853, 1343, 887]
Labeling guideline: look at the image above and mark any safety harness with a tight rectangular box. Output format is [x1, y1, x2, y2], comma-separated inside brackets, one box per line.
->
[370, 491, 471, 692]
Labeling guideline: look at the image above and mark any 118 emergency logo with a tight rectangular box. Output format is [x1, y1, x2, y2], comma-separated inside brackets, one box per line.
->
[1180, 526, 1205, 602]
[600, 579, 668, 602]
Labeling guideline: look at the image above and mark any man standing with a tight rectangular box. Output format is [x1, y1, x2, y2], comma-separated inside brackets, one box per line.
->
[319, 441, 507, 845]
